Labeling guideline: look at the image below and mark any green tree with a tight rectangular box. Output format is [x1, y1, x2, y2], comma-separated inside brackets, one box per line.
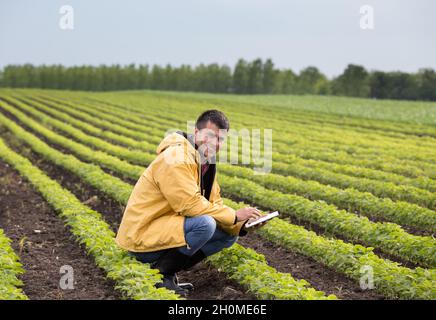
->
[233, 59, 249, 93]
[417, 68, 436, 101]
[332, 64, 370, 97]
[248, 58, 263, 94]
[150, 65, 163, 90]
[262, 58, 275, 94]
[296, 66, 327, 94]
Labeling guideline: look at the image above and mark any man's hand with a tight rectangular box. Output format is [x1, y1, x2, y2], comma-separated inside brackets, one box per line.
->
[235, 207, 262, 222]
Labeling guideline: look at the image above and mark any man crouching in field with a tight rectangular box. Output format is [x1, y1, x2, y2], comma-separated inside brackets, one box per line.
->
[115, 110, 264, 296]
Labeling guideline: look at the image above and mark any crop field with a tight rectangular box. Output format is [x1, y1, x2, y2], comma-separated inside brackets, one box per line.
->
[0, 88, 435, 300]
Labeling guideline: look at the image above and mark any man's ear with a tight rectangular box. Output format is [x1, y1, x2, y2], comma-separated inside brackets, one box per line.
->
[194, 127, 201, 145]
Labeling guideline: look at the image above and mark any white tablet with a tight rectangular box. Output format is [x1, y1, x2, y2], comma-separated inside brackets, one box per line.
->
[245, 211, 279, 228]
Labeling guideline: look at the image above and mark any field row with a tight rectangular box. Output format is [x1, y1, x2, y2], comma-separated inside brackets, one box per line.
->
[0, 229, 28, 300]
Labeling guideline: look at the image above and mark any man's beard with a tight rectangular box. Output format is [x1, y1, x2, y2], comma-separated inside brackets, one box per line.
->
[197, 143, 217, 164]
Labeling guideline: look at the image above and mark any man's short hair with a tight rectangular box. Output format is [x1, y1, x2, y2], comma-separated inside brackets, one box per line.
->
[196, 109, 230, 131]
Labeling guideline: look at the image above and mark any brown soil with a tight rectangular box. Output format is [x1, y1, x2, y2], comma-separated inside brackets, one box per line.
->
[237, 234, 385, 300]
[0, 160, 121, 300]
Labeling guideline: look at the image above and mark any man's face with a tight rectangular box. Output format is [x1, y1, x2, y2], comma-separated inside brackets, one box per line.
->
[195, 121, 227, 162]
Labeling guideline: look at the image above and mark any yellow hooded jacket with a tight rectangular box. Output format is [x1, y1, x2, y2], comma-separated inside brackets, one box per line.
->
[115, 132, 247, 253]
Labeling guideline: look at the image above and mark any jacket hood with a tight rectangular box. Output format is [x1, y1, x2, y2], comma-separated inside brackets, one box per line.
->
[156, 131, 196, 155]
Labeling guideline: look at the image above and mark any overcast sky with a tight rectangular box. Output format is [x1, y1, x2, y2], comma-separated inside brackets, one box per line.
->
[1, 0, 435, 78]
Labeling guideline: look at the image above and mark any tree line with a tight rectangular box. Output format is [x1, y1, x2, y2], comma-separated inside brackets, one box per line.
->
[1, 59, 435, 101]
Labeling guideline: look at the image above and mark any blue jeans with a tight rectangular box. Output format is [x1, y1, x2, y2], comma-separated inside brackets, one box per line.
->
[131, 215, 238, 263]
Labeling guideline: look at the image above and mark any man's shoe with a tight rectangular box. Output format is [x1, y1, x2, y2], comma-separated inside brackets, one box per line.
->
[174, 273, 194, 292]
[155, 274, 189, 296]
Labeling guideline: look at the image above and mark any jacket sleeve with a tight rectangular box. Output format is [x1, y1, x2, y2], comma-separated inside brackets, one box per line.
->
[211, 181, 248, 237]
[154, 153, 236, 226]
